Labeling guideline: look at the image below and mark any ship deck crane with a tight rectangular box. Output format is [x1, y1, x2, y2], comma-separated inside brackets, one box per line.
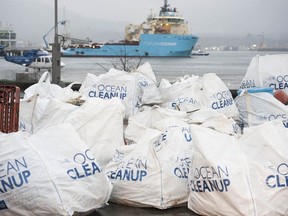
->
[43, 20, 66, 51]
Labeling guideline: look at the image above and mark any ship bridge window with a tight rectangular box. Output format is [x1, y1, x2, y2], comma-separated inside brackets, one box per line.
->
[167, 18, 183, 23]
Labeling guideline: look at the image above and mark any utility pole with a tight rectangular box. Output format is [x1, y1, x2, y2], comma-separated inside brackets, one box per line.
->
[52, 0, 61, 85]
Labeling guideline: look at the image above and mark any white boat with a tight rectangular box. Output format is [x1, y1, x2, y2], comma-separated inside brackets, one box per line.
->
[191, 50, 209, 56]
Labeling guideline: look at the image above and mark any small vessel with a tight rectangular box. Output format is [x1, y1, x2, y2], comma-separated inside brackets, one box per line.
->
[191, 50, 209, 56]
[61, 0, 198, 57]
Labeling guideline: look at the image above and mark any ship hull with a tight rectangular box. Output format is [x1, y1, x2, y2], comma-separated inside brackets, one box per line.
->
[61, 34, 198, 57]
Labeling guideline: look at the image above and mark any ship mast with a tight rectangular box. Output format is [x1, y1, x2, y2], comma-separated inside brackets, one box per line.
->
[160, 0, 177, 16]
[164, 0, 169, 9]
[160, 0, 169, 15]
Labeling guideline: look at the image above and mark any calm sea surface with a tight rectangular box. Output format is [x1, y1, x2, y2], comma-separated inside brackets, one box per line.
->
[1, 50, 287, 90]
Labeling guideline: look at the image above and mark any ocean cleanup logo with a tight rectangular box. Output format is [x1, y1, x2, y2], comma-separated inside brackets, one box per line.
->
[240, 79, 256, 89]
[107, 158, 148, 182]
[0, 157, 31, 193]
[144, 42, 177, 46]
[210, 90, 234, 110]
[268, 75, 288, 90]
[67, 149, 102, 180]
[174, 156, 192, 179]
[155, 127, 192, 179]
[182, 127, 192, 142]
[88, 84, 127, 100]
[138, 76, 149, 87]
[153, 127, 192, 151]
[258, 113, 287, 124]
[171, 97, 199, 109]
[266, 163, 288, 188]
[189, 165, 231, 192]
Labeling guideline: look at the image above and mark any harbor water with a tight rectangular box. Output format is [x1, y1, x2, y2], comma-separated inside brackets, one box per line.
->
[1, 50, 287, 90]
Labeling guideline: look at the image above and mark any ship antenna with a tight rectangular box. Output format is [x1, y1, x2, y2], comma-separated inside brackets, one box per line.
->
[160, 0, 170, 15]
[164, 0, 169, 10]
[164, 0, 168, 7]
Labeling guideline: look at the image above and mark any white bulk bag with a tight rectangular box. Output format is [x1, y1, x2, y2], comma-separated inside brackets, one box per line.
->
[124, 105, 187, 144]
[187, 125, 256, 216]
[130, 62, 163, 105]
[105, 125, 193, 209]
[235, 89, 288, 127]
[238, 120, 288, 216]
[27, 124, 112, 215]
[240, 55, 261, 89]
[240, 54, 288, 94]
[66, 98, 126, 166]
[201, 73, 239, 119]
[33, 98, 79, 132]
[187, 108, 241, 135]
[55, 81, 82, 102]
[152, 125, 194, 208]
[22, 72, 62, 122]
[23, 71, 62, 100]
[19, 95, 38, 133]
[0, 124, 112, 216]
[0, 131, 67, 216]
[105, 129, 163, 208]
[19, 72, 63, 133]
[80, 69, 143, 118]
[188, 121, 288, 216]
[33, 98, 125, 166]
[158, 75, 204, 112]
[158, 78, 172, 89]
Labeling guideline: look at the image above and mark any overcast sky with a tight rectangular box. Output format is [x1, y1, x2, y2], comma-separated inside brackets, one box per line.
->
[39, 0, 288, 34]
[1, 0, 288, 45]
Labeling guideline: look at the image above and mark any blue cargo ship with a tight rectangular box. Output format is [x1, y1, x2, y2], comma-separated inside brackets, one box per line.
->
[61, 0, 198, 57]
